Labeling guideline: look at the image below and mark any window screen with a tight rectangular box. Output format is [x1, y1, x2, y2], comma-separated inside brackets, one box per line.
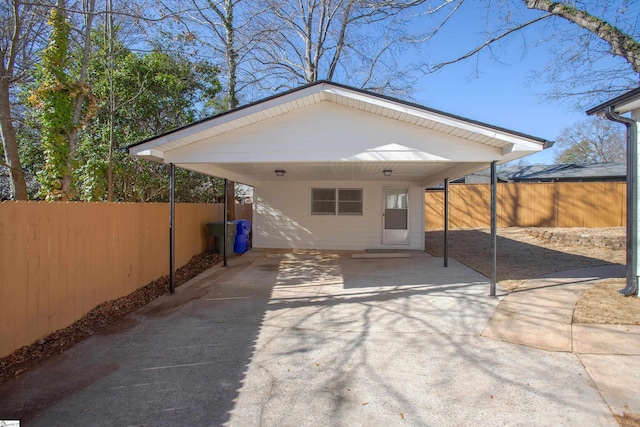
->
[312, 188, 363, 215]
[311, 188, 336, 214]
[338, 189, 363, 215]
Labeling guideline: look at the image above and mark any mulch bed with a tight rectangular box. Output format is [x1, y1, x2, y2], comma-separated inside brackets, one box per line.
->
[0, 252, 222, 385]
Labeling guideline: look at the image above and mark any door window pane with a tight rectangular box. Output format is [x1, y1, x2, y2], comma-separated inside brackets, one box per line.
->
[385, 189, 408, 209]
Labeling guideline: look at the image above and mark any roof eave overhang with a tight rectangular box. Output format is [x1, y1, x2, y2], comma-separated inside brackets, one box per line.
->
[128, 81, 549, 161]
[586, 87, 640, 116]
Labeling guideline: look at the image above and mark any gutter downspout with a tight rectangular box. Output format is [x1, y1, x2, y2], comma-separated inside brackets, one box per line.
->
[605, 106, 638, 296]
[490, 161, 497, 297]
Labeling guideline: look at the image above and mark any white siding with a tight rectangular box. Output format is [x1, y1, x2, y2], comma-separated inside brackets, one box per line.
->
[166, 102, 502, 164]
[254, 180, 424, 251]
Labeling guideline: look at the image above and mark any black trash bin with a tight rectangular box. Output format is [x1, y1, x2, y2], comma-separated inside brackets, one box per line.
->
[207, 222, 237, 256]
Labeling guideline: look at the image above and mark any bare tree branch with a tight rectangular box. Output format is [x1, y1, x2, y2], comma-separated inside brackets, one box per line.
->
[425, 13, 552, 73]
[525, 0, 640, 73]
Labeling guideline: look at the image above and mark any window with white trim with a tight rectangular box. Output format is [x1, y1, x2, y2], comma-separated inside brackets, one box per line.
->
[311, 188, 363, 215]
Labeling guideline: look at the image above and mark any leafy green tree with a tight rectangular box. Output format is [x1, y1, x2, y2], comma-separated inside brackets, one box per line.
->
[75, 31, 222, 202]
[28, 1, 97, 201]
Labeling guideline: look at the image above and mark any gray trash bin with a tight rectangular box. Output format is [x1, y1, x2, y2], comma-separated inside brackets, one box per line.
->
[207, 222, 236, 256]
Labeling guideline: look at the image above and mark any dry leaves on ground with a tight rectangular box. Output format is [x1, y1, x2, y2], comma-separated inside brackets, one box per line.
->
[0, 251, 222, 385]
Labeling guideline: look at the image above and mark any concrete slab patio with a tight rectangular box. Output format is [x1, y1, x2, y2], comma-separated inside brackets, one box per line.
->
[0, 250, 633, 426]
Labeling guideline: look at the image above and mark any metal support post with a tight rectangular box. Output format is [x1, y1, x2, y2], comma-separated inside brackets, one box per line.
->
[444, 178, 449, 268]
[223, 178, 228, 267]
[490, 161, 497, 297]
[169, 163, 176, 294]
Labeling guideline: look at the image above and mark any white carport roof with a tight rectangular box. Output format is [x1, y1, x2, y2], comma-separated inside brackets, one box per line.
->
[128, 81, 551, 187]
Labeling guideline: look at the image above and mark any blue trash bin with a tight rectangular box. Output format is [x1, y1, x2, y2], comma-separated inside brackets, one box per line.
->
[230, 220, 251, 253]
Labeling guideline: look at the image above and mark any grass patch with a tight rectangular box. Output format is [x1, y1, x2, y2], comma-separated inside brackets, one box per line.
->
[573, 278, 640, 325]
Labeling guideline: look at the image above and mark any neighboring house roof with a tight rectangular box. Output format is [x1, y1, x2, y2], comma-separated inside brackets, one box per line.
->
[128, 80, 550, 187]
[502, 163, 626, 182]
[445, 163, 626, 185]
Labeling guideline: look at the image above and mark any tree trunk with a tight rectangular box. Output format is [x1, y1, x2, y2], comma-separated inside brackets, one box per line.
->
[0, 79, 27, 200]
[225, 0, 239, 111]
[224, 0, 237, 219]
[60, 0, 96, 199]
[525, 0, 640, 73]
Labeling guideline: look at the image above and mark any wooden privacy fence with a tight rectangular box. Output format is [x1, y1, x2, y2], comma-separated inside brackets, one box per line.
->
[425, 182, 626, 230]
[0, 201, 252, 358]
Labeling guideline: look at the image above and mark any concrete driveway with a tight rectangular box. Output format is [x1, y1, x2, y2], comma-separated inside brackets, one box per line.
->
[0, 250, 625, 426]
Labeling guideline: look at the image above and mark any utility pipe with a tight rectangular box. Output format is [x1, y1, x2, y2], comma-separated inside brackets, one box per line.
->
[605, 106, 638, 296]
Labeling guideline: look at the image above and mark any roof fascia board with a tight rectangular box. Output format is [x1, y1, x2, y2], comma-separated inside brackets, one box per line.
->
[129, 84, 329, 155]
[326, 85, 547, 147]
[586, 86, 640, 116]
[129, 81, 550, 157]
[419, 162, 489, 188]
[323, 81, 549, 144]
[176, 163, 259, 187]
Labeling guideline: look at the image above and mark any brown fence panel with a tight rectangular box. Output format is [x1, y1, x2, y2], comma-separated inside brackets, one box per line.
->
[424, 190, 445, 230]
[0, 201, 253, 358]
[498, 183, 557, 227]
[556, 182, 626, 228]
[236, 204, 253, 223]
[425, 182, 626, 230]
[450, 184, 490, 229]
[425, 185, 491, 230]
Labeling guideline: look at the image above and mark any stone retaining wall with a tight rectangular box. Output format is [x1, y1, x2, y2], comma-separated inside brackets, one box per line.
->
[525, 229, 625, 250]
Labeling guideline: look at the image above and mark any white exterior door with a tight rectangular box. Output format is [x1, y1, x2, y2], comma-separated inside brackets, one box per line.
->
[383, 187, 409, 245]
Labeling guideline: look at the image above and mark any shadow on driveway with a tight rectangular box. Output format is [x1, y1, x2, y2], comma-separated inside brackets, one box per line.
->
[0, 255, 277, 426]
[0, 251, 619, 426]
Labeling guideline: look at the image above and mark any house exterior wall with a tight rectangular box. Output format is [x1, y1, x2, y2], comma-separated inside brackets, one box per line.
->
[166, 102, 503, 164]
[253, 180, 424, 250]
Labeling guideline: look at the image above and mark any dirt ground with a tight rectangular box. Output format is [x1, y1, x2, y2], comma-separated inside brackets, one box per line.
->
[425, 227, 639, 325]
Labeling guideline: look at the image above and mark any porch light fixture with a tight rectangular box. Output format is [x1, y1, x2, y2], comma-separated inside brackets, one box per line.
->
[383, 169, 392, 177]
[275, 169, 286, 177]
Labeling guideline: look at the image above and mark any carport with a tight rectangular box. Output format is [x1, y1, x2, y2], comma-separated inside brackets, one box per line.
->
[127, 81, 551, 295]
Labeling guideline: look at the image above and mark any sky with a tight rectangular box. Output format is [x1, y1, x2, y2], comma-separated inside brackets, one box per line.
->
[406, 1, 634, 165]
